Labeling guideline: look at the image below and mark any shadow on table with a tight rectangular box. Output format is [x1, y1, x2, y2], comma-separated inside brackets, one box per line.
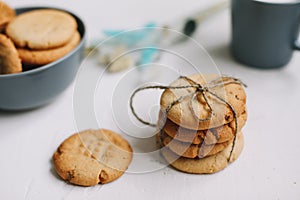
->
[0, 103, 51, 117]
[205, 43, 258, 72]
[210, 43, 233, 60]
[49, 160, 61, 180]
[207, 43, 261, 71]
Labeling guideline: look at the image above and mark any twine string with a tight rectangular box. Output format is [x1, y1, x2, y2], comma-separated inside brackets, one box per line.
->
[129, 75, 247, 161]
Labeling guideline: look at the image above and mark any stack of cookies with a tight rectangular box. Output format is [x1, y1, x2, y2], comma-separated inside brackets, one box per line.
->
[0, 1, 80, 74]
[158, 74, 247, 174]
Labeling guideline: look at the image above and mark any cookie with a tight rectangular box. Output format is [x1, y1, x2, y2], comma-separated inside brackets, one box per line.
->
[161, 132, 244, 174]
[53, 129, 133, 186]
[6, 9, 77, 50]
[17, 31, 80, 65]
[160, 131, 230, 158]
[163, 119, 204, 145]
[0, 1, 15, 31]
[0, 33, 22, 74]
[161, 109, 247, 145]
[160, 74, 246, 130]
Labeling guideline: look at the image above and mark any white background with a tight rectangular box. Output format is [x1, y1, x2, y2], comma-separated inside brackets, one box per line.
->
[1, 0, 300, 199]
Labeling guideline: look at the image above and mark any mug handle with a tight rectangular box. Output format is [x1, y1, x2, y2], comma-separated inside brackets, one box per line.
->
[295, 41, 300, 50]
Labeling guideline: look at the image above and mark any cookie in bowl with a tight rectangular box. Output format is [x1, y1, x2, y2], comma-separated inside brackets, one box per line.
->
[0, 1, 15, 33]
[0, 6, 86, 110]
[6, 9, 77, 50]
[0, 34, 22, 74]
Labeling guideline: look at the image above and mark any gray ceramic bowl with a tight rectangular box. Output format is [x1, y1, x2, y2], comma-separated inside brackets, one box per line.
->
[0, 7, 86, 110]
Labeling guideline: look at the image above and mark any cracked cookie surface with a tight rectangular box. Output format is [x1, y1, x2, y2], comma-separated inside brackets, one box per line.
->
[53, 129, 133, 186]
[160, 74, 246, 130]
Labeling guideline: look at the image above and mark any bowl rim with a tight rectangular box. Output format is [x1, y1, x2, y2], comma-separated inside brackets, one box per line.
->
[0, 6, 86, 79]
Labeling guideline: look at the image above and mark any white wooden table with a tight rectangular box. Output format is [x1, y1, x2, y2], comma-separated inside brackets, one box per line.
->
[1, 0, 300, 199]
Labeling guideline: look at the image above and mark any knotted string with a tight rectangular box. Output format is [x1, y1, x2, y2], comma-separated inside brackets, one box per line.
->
[129, 75, 247, 161]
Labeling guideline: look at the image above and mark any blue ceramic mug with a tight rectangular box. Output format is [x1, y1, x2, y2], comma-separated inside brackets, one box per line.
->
[231, 0, 300, 69]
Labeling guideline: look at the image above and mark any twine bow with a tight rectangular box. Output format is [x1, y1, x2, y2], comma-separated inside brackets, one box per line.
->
[130, 75, 247, 161]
